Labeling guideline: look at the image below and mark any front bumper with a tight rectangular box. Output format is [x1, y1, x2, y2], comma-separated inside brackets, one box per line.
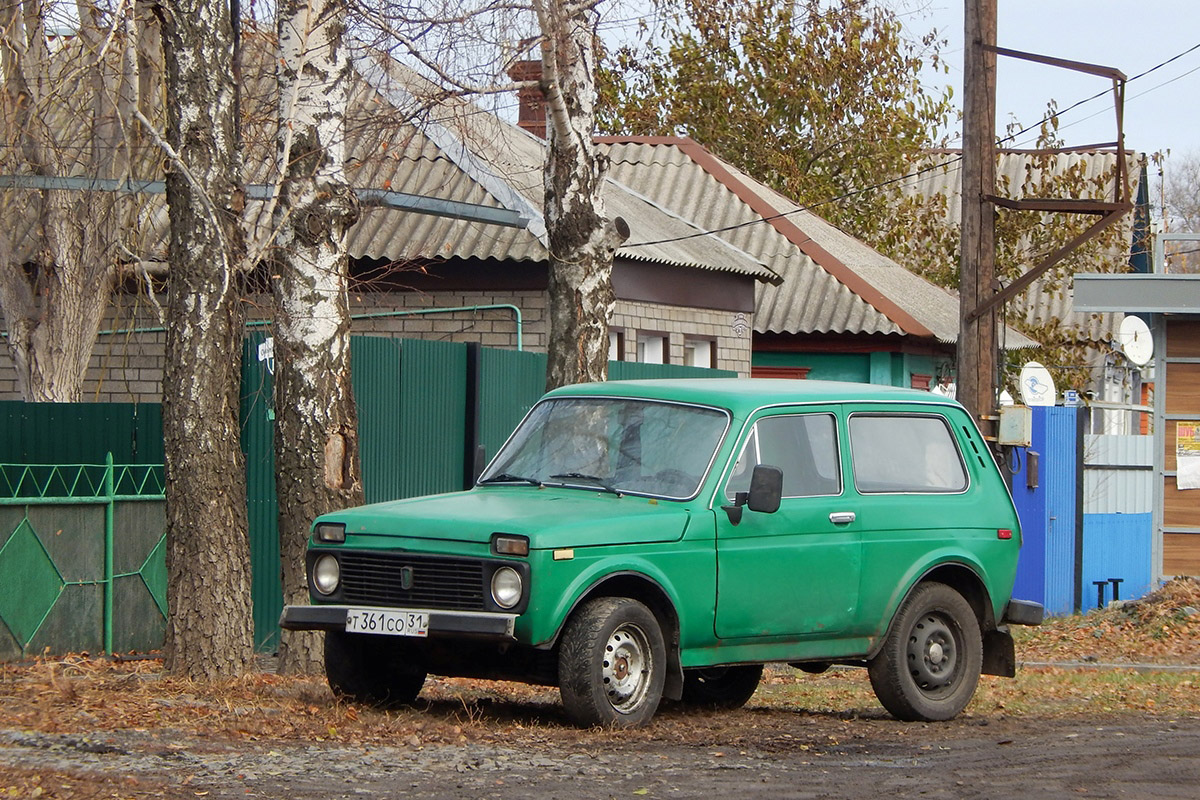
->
[279, 605, 518, 639]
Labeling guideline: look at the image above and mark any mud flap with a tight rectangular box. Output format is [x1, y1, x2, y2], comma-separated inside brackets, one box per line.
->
[982, 626, 1016, 677]
[664, 654, 684, 701]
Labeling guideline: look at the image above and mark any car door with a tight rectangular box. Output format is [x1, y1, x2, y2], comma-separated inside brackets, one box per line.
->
[714, 408, 863, 639]
[844, 408, 980, 630]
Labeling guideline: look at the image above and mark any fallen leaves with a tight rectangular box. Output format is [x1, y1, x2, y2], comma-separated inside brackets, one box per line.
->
[1014, 577, 1200, 666]
[0, 578, 1196, 761]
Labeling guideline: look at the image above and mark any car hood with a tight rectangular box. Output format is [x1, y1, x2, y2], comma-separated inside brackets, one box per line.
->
[321, 486, 694, 549]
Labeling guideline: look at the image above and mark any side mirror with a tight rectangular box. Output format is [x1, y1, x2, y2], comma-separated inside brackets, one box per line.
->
[747, 464, 783, 513]
[721, 464, 783, 525]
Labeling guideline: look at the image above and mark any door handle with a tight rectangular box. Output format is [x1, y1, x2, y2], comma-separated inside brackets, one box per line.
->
[829, 511, 856, 524]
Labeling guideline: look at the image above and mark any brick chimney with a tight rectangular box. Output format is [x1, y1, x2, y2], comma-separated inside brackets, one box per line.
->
[508, 60, 546, 139]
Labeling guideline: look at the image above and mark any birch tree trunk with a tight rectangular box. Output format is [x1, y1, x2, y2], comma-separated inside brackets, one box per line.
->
[273, 0, 363, 674]
[533, 0, 628, 391]
[159, 0, 255, 679]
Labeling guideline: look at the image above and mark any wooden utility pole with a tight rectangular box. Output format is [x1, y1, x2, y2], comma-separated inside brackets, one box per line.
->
[958, 0, 998, 434]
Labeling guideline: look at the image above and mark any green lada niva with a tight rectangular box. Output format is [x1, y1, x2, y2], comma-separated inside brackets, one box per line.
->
[281, 379, 1043, 727]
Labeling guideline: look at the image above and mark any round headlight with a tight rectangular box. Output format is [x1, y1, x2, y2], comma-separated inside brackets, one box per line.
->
[490, 566, 523, 609]
[313, 554, 340, 596]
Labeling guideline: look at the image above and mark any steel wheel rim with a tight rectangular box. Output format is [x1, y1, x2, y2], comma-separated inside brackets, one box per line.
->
[602, 622, 653, 713]
[906, 612, 960, 695]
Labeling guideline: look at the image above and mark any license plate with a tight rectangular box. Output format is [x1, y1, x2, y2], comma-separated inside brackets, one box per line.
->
[345, 608, 429, 637]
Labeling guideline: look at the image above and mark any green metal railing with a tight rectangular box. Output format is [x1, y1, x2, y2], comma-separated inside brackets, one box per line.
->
[0, 454, 166, 658]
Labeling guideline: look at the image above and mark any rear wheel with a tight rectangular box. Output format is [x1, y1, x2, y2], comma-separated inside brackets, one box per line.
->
[558, 597, 666, 728]
[324, 630, 428, 708]
[868, 582, 982, 721]
[680, 664, 763, 709]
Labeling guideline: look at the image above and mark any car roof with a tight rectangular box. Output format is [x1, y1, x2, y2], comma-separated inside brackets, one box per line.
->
[544, 378, 962, 417]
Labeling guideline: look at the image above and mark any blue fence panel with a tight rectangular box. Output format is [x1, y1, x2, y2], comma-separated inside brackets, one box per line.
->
[1042, 407, 1079, 615]
[1081, 513, 1154, 609]
[1010, 445, 1045, 608]
[1011, 406, 1080, 615]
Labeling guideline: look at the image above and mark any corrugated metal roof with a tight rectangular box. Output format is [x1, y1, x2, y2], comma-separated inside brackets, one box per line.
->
[2, 40, 775, 284]
[291, 52, 777, 281]
[898, 150, 1140, 343]
[603, 139, 1038, 349]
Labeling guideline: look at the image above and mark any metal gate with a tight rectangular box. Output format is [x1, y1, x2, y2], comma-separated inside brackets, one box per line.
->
[0, 456, 166, 660]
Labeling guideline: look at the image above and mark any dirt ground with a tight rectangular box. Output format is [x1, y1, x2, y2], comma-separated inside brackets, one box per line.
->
[3, 580, 1199, 799]
[2, 665, 1199, 800]
[2, 695, 1198, 800]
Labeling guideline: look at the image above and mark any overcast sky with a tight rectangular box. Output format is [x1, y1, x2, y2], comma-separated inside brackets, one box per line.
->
[910, 1, 1200, 158]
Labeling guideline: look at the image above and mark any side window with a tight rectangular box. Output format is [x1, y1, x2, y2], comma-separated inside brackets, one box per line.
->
[725, 414, 841, 499]
[849, 414, 968, 493]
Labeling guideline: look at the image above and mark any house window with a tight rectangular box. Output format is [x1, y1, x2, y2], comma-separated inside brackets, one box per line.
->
[684, 338, 714, 368]
[911, 374, 932, 390]
[609, 330, 625, 361]
[637, 333, 668, 364]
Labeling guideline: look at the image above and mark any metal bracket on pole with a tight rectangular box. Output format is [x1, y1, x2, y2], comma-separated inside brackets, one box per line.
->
[965, 45, 1133, 326]
[965, 206, 1131, 323]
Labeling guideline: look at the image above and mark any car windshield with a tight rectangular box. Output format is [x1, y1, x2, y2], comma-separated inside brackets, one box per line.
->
[479, 397, 729, 499]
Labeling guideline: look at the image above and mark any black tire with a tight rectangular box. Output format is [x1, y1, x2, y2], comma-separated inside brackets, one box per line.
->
[680, 664, 763, 709]
[324, 630, 428, 709]
[558, 597, 667, 728]
[868, 582, 982, 722]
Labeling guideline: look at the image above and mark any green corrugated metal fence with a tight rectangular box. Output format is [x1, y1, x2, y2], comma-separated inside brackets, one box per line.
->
[356, 337, 468, 502]
[0, 402, 162, 465]
[2, 337, 736, 658]
[241, 332, 283, 652]
[242, 335, 476, 649]
[475, 346, 547, 470]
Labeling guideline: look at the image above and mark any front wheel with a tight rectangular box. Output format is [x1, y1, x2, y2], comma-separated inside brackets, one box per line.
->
[324, 630, 428, 709]
[868, 582, 982, 722]
[558, 597, 666, 728]
[680, 664, 763, 709]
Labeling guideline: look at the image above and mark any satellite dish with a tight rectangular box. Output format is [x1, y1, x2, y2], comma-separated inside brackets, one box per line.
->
[1019, 361, 1057, 407]
[1117, 315, 1154, 366]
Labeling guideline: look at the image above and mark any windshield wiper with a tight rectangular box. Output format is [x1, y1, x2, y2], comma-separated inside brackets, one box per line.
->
[548, 472, 622, 496]
[479, 473, 543, 487]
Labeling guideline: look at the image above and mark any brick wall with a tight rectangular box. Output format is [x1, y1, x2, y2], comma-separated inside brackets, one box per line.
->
[611, 300, 753, 376]
[0, 289, 752, 402]
[345, 290, 547, 351]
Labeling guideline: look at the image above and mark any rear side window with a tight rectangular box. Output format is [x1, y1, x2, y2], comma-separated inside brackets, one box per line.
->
[726, 413, 841, 499]
[849, 414, 967, 493]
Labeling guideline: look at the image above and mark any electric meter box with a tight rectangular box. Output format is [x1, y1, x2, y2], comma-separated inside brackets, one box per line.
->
[998, 405, 1033, 447]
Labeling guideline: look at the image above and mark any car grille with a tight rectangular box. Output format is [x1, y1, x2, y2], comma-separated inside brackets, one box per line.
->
[337, 551, 487, 611]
